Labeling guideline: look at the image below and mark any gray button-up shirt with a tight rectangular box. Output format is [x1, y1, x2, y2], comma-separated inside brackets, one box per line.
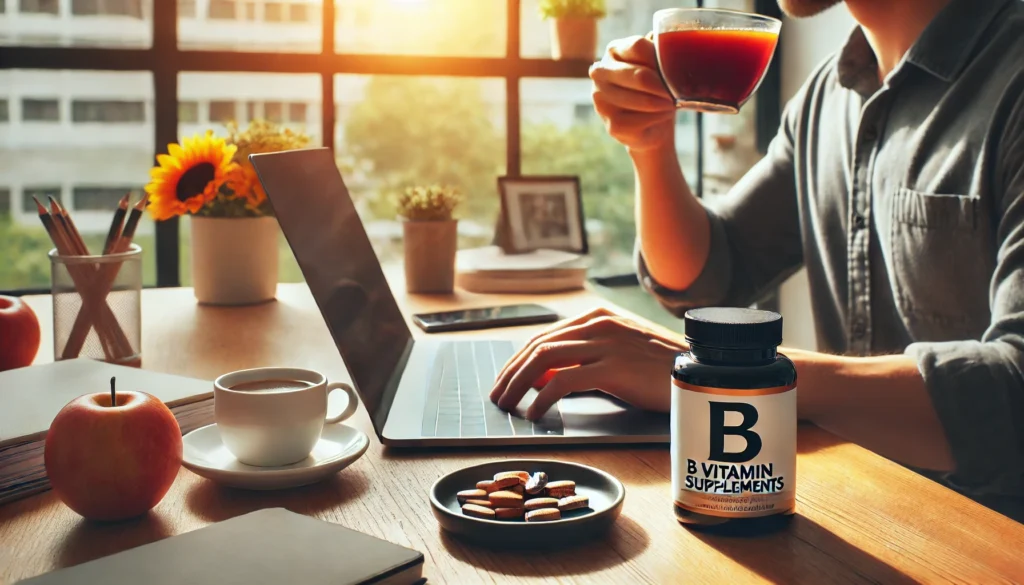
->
[638, 0, 1024, 520]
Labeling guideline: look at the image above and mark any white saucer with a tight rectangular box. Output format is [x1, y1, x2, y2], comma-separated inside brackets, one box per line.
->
[182, 423, 370, 490]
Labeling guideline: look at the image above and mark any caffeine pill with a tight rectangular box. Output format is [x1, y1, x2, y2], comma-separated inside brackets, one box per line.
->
[545, 480, 576, 498]
[457, 489, 487, 504]
[477, 480, 499, 493]
[489, 490, 524, 508]
[491, 476, 521, 490]
[465, 499, 492, 508]
[524, 497, 559, 511]
[557, 495, 589, 511]
[462, 504, 495, 519]
[672, 308, 797, 533]
[495, 507, 525, 520]
[525, 508, 561, 522]
[495, 471, 530, 484]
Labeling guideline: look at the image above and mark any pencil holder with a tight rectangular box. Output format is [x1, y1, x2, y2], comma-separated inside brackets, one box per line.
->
[49, 244, 142, 367]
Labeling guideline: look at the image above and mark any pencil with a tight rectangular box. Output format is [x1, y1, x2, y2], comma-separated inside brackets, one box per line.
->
[34, 198, 121, 360]
[103, 194, 130, 255]
[114, 193, 149, 251]
[49, 197, 89, 256]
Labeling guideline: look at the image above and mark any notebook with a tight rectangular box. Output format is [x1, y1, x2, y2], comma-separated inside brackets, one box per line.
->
[19, 508, 425, 585]
[0, 359, 213, 504]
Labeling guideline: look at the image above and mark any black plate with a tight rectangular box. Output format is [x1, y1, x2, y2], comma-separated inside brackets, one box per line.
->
[429, 459, 625, 547]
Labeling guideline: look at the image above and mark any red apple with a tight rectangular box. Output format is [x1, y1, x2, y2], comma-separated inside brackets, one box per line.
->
[44, 383, 182, 521]
[0, 295, 41, 371]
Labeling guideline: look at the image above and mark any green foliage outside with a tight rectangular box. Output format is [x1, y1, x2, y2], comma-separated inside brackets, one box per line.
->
[0, 216, 156, 290]
[538, 0, 607, 19]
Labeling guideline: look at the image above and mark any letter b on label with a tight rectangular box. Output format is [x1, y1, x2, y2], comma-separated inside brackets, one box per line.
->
[708, 402, 761, 463]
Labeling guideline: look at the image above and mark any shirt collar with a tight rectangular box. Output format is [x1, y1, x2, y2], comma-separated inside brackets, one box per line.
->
[836, 0, 1014, 96]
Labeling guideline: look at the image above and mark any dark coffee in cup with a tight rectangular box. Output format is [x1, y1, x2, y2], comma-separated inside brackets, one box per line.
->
[227, 379, 314, 393]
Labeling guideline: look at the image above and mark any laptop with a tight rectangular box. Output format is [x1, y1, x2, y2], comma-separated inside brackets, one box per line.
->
[251, 147, 668, 446]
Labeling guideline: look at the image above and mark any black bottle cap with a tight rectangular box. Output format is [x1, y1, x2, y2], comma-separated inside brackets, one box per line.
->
[684, 307, 783, 349]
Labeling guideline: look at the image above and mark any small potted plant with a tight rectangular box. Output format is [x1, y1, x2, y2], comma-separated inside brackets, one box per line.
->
[146, 120, 309, 305]
[397, 185, 462, 294]
[539, 0, 606, 60]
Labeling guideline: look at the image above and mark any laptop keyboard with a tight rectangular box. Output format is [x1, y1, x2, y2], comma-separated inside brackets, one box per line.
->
[421, 340, 565, 438]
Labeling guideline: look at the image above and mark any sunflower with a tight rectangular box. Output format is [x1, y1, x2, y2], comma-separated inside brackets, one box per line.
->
[145, 131, 238, 221]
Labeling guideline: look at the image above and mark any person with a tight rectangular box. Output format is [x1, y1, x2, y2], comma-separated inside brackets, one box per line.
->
[489, 0, 1024, 522]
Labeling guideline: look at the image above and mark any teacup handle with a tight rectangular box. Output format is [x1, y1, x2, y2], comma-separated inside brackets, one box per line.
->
[325, 382, 359, 424]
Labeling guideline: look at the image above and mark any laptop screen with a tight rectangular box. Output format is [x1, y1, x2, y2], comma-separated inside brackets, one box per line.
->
[251, 148, 413, 423]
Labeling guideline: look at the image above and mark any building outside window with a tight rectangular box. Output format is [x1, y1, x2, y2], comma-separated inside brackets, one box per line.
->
[21, 98, 59, 122]
[19, 0, 59, 15]
[0, 100, 8, 123]
[72, 100, 145, 123]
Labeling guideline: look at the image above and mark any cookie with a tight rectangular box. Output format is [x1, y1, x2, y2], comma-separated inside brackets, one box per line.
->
[524, 497, 559, 511]
[495, 507, 525, 520]
[457, 489, 487, 504]
[489, 490, 524, 508]
[525, 508, 561, 522]
[476, 480, 499, 493]
[465, 499, 492, 508]
[545, 480, 576, 498]
[462, 504, 495, 519]
[494, 471, 530, 484]
[525, 471, 549, 495]
[558, 495, 589, 511]
[491, 476, 521, 490]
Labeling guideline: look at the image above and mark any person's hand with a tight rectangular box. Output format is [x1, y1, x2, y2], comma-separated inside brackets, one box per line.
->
[488, 308, 687, 420]
[589, 35, 676, 153]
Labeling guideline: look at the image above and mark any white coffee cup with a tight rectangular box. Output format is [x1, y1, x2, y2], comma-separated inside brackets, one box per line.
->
[214, 367, 359, 467]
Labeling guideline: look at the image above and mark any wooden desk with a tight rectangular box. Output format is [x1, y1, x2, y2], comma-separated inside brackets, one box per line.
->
[3, 284, 1023, 584]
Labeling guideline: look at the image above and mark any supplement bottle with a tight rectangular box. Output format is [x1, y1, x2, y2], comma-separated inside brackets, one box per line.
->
[671, 307, 797, 534]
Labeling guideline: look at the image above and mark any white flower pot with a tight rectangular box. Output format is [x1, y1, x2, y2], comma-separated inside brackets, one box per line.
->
[190, 216, 279, 306]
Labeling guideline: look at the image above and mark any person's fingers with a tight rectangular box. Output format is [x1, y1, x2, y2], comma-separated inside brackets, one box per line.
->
[491, 307, 614, 395]
[592, 81, 674, 113]
[491, 313, 629, 401]
[605, 34, 658, 67]
[495, 340, 608, 411]
[526, 364, 605, 420]
[589, 59, 667, 99]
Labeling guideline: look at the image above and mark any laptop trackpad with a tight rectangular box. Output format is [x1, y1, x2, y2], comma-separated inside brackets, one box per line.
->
[559, 392, 669, 437]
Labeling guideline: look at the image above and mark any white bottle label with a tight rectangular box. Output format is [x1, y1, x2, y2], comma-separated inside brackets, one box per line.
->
[671, 379, 796, 518]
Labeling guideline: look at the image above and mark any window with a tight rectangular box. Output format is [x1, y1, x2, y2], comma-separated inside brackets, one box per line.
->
[208, 100, 236, 123]
[177, 0, 195, 18]
[22, 187, 62, 213]
[573, 103, 593, 124]
[19, 0, 58, 14]
[288, 102, 307, 124]
[335, 0, 504, 56]
[73, 186, 137, 211]
[208, 0, 235, 19]
[2, 0, 781, 300]
[0, 189, 10, 215]
[71, 0, 99, 14]
[289, 3, 309, 22]
[22, 99, 60, 122]
[264, 101, 283, 123]
[0, 100, 8, 123]
[264, 2, 283, 22]
[178, 101, 199, 124]
[72, 100, 145, 123]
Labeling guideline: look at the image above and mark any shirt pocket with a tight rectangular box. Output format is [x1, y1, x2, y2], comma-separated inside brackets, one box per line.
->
[889, 188, 990, 340]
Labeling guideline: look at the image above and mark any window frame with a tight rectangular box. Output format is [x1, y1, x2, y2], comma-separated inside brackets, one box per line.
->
[1, 0, 781, 291]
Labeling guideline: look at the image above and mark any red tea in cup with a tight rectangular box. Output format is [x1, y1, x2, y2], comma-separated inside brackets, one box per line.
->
[654, 9, 781, 114]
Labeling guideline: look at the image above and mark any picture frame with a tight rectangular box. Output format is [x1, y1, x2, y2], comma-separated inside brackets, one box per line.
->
[496, 176, 588, 255]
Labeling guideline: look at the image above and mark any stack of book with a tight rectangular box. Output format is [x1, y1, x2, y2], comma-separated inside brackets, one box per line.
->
[0, 359, 213, 505]
[455, 246, 589, 294]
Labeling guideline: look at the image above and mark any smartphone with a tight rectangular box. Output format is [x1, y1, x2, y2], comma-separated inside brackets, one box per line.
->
[412, 303, 560, 333]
